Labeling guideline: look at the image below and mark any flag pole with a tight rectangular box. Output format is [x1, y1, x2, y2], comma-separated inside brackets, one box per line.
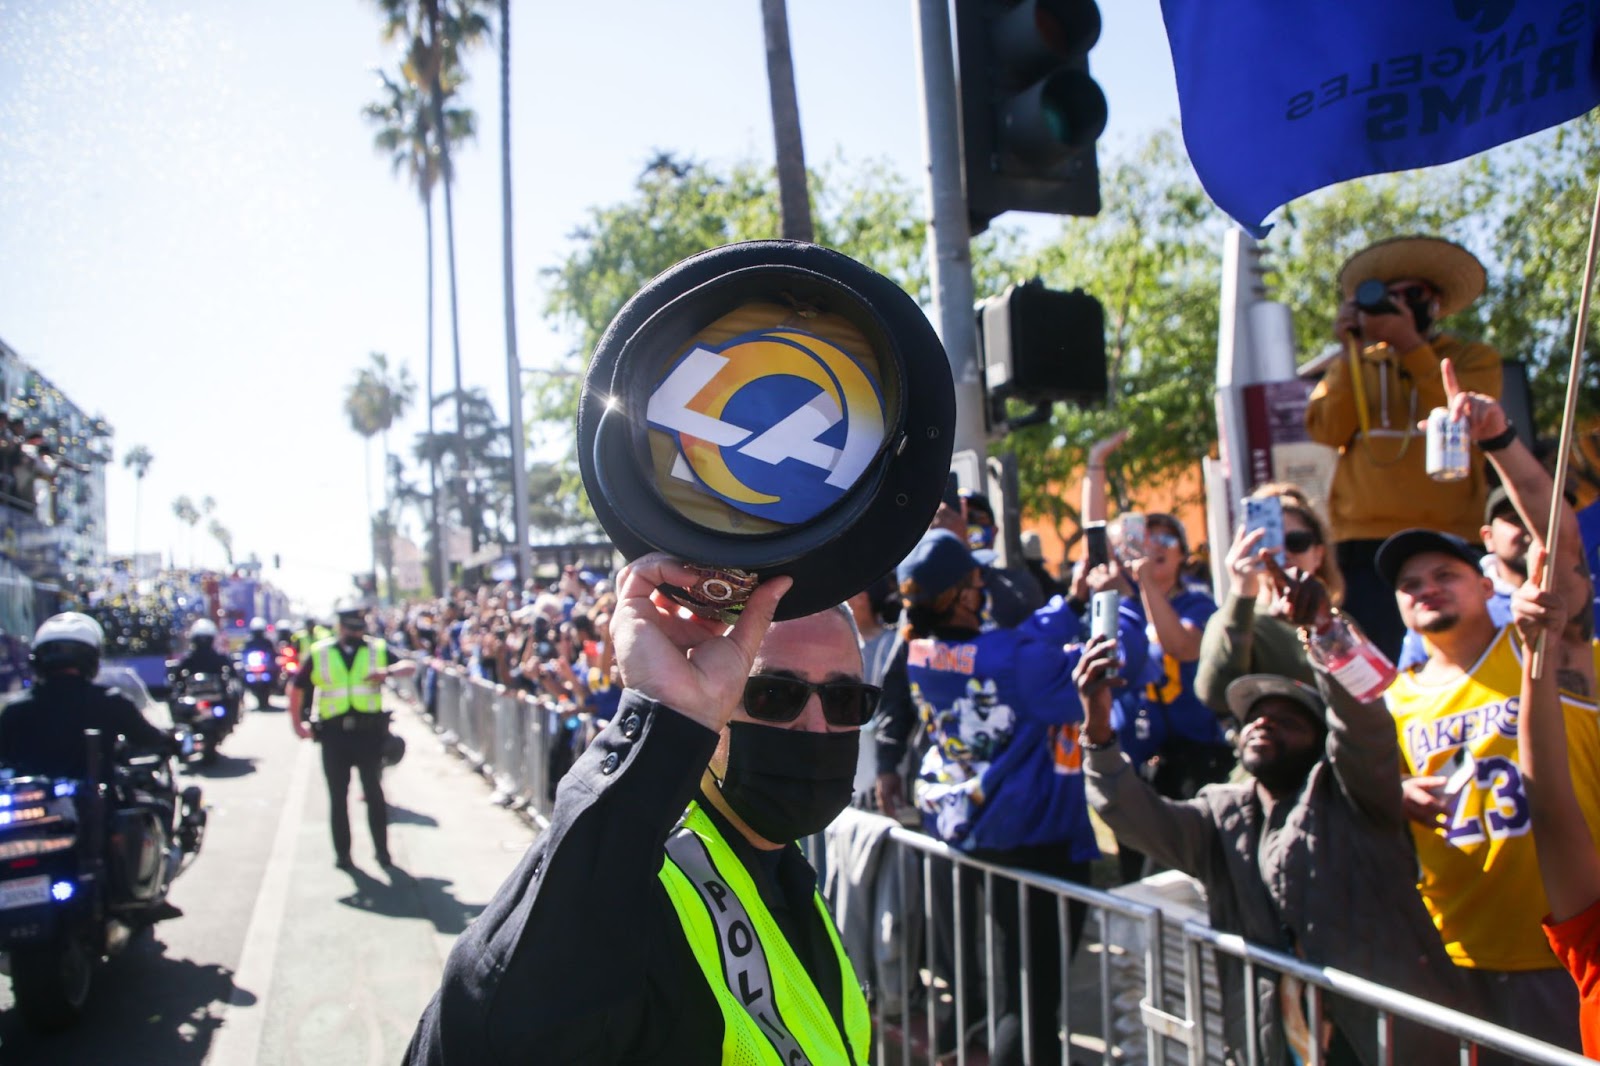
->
[1533, 175, 1600, 679]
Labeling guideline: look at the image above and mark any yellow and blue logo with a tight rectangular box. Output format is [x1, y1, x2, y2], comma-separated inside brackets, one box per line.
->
[645, 328, 887, 525]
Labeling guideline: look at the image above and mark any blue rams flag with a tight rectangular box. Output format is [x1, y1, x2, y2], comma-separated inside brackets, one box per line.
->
[1160, 1, 1600, 236]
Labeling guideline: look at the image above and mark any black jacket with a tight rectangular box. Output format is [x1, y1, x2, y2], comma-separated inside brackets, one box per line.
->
[173, 645, 234, 683]
[0, 676, 177, 780]
[404, 691, 853, 1065]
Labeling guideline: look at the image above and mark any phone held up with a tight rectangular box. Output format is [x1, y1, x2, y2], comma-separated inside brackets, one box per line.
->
[1240, 495, 1286, 568]
[1091, 589, 1120, 680]
[1084, 521, 1110, 572]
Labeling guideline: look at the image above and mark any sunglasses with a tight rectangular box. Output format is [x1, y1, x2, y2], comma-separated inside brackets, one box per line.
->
[1284, 530, 1321, 554]
[1148, 531, 1182, 549]
[742, 673, 882, 727]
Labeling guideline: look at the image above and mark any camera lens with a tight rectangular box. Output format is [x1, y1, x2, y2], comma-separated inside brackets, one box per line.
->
[1354, 278, 1398, 315]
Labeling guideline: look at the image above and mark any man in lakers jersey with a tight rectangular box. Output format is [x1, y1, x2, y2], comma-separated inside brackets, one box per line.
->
[1379, 362, 1596, 1051]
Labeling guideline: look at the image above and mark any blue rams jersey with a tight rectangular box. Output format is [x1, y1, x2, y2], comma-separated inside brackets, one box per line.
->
[906, 596, 1149, 855]
[1112, 585, 1226, 764]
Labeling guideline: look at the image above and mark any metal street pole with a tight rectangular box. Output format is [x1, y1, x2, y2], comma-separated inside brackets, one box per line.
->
[500, 0, 532, 591]
[913, 0, 986, 460]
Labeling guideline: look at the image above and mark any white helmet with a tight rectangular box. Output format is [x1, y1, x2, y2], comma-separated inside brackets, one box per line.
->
[189, 618, 218, 640]
[34, 612, 104, 650]
[32, 612, 104, 677]
[249, 616, 268, 633]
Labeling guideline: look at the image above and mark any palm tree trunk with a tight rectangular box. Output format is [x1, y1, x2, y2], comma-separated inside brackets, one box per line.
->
[761, 0, 812, 242]
[363, 436, 376, 594]
[425, 195, 444, 594]
[132, 480, 143, 568]
[381, 424, 394, 604]
[499, 0, 531, 591]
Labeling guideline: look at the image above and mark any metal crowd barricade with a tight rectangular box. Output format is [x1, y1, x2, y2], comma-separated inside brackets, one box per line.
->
[420, 669, 1587, 1066]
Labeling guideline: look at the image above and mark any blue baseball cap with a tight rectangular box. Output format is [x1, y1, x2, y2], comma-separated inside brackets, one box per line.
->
[897, 530, 978, 606]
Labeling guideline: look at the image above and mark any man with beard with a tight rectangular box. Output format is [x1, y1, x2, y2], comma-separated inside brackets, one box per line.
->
[1378, 366, 1599, 1051]
[405, 555, 875, 1065]
[1077, 599, 1476, 1064]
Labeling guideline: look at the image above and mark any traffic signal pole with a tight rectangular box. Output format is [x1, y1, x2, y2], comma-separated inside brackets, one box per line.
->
[913, 0, 988, 460]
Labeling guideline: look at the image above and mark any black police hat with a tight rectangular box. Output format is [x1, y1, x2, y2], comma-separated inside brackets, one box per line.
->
[577, 240, 955, 621]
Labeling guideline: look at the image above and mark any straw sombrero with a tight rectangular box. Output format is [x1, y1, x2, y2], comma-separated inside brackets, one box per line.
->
[1337, 236, 1486, 320]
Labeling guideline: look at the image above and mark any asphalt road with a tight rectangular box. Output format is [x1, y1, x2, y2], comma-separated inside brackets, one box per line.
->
[0, 692, 534, 1066]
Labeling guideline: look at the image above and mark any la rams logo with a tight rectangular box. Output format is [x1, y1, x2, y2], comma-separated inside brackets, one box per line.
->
[645, 328, 887, 525]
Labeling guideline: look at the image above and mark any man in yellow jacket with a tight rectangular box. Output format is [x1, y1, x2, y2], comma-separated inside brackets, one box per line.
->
[1305, 235, 1502, 659]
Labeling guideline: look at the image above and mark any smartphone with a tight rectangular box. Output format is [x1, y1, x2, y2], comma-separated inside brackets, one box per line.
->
[1117, 513, 1147, 562]
[1091, 589, 1120, 679]
[1084, 521, 1110, 571]
[1240, 495, 1286, 567]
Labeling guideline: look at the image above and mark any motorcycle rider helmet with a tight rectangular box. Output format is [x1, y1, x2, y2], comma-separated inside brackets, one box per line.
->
[275, 619, 292, 634]
[31, 611, 105, 678]
[189, 618, 218, 645]
[249, 616, 268, 634]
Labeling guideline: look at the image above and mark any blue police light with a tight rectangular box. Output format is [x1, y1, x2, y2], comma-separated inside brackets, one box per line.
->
[0, 793, 13, 809]
[212, 706, 227, 718]
[50, 880, 74, 902]
[52, 781, 76, 798]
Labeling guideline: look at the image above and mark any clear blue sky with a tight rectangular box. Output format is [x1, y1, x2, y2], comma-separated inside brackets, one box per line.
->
[0, 0, 1180, 611]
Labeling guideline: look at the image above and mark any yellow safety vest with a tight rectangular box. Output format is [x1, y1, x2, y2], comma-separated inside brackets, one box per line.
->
[311, 637, 387, 720]
[658, 803, 870, 1066]
[298, 625, 332, 658]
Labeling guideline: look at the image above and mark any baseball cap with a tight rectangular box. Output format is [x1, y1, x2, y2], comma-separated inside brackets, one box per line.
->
[897, 530, 978, 606]
[1374, 529, 1484, 588]
[1483, 484, 1578, 525]
[1225, 674, 1326, 729]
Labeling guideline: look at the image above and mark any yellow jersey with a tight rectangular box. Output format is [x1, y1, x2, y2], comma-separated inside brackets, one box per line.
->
[1387, 625, 1600, 970]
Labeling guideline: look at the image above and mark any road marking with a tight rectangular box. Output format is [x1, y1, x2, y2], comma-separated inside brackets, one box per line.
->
[205, 738, 314, 1066]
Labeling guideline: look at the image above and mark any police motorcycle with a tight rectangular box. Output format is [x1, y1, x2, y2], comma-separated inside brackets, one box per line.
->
[237, 617, 279, 711]
[168, 619, 242, 764]
[0, 616, 206, 1031]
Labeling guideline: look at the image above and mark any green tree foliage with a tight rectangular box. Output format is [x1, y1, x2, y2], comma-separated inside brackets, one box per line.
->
[1000, 129, 1228, 542]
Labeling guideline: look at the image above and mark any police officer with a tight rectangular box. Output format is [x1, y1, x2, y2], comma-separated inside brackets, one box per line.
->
[405, 555, 875, 1064]
[242, 616, 275, 658]
[289, 606, 414, 869]
[0, 612, 179, 780]
[171, 617, 239, 727]
[296, 616, 331, 659]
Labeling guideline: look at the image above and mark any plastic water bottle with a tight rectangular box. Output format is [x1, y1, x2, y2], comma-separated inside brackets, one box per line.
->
[1302, 610, 1397, 702]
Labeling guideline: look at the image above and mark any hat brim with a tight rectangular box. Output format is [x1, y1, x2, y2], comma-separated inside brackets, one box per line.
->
[1226, 674, 1325, 726]
[1337, 236, 1486, 320]
[1374, 528, 1485, 588]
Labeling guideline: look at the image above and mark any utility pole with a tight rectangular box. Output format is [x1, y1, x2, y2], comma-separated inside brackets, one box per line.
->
[761, 0, 814, 243]
[913, 0, 986, 459]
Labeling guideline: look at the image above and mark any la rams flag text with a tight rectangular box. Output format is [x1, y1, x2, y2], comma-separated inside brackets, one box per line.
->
[1160, 0, 1600, 236]
[645, 328, 887, 526]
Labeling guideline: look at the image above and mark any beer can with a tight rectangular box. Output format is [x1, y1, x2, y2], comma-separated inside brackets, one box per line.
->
[1426, 408, 1470, 482]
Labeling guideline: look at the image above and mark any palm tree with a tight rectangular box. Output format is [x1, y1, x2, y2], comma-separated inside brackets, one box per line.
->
[761, 0, 812, 241]
[172, 495, 201, 568]
[497, 0, 531, 588]
[122, 444, 153, 567]
[363, 64, 475, 591]
[371, 1, 490, 547]
[207, 518, 235, 567]
[345, 352, 416, 601]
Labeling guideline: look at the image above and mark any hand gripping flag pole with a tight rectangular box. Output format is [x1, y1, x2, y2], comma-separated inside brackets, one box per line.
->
[1533, 177, 1600, 680]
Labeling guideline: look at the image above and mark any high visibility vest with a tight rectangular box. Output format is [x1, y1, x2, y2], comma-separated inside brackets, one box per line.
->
[311, 637, 387, 719]
[658, 803, 870, 1066]
[298, 625, 332, 658]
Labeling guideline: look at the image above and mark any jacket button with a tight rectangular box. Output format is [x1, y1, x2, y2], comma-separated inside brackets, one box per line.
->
[621, 715, 641, 738]
[601, 751, 620, 774]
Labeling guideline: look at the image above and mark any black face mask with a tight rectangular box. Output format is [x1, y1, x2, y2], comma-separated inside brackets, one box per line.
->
[715, 721, 859, 843]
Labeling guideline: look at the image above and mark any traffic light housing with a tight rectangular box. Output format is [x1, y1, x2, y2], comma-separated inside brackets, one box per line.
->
[979, 280, 1106, 419]
[954, 0, 1107, 234]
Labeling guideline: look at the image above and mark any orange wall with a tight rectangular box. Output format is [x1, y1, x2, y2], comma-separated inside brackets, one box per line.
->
[1021, 460, 1210, 577]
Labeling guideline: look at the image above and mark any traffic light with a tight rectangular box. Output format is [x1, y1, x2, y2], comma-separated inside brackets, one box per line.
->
[954, 0, 1107, 234]
[979, 279, 1106, 419]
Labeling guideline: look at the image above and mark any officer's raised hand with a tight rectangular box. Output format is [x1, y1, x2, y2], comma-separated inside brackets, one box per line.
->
[610, 553, 790, 735]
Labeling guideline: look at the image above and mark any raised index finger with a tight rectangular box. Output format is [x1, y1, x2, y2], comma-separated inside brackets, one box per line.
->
[1440, 357, 1460, 401]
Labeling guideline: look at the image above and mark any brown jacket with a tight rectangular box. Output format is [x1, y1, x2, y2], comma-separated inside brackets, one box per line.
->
[1086, 676, 1480, 1065]
[1305, 333, 1501, 542]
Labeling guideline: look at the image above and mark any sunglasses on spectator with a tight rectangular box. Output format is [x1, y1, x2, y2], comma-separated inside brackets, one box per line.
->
[1148, 531, 1182, 549]
[1284, 530, 1321, 554]
[742, 673, 882, 727]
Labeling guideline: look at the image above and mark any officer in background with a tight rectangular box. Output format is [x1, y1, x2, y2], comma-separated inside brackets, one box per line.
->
[296, 616, 332, 659]
[289, 606, 414, 870]
[171, 617, 240, 728]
